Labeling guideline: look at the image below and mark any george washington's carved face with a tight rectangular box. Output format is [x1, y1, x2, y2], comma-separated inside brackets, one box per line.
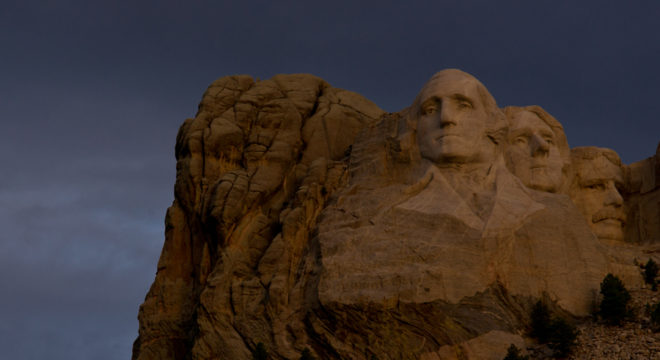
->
[505, 110, 564, 192]
[416, 71, 493, 165]
[570, 150, 625, 241]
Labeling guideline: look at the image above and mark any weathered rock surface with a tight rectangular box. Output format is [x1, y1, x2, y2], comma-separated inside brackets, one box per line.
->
[134, 70, 658, 360]
[134, 74, 384, 359]
[626, 142, 660, 244]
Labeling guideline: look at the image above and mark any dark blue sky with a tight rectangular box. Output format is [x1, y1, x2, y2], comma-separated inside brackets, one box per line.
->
[2, 1, 659, 359]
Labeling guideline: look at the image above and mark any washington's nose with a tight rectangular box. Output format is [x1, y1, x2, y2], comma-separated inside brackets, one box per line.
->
[439, 103, 456, 127]
[604, 182, 623, 207]
[530, 134, 550, 157]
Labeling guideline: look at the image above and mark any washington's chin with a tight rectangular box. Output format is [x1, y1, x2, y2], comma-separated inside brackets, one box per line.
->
[436, 138, 475, 158]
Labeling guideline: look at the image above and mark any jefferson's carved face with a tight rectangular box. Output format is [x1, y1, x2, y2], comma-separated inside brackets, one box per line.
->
[570, 154, 625, 241]
[416, 72, 492, 164]
[505, 111, 563, 192]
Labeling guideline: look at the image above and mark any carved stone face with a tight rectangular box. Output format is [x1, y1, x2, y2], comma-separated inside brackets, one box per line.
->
[505, 110, 564, 192]
[570, 153, 625, 241]
[416, 72, 492, 165]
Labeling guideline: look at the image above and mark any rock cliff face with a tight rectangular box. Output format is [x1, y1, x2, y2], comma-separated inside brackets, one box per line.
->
[133, 70, 659, 360]
[626, 143, 660, 244]
[133, 74, 384, 359]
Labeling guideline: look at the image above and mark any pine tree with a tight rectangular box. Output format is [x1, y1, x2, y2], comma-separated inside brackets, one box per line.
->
[502, 344, 529, 360]
[252, 342, 268, 360]
[547, 318, 578, 358]
[599, 273, 631, 325]
[651, 301, 660, 331]
[530, 300, 551, 343]
[644, 258, 659, 290]
[300, 348, 316, 360]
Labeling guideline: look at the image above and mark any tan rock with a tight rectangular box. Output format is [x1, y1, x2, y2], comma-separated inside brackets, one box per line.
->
[625, 141, 660, 244]
[570, 147, 626, 242]
[421, 331, 526, 360]
[134, 70, 657, 360]
[503, 105, 570, 193]
[133, 74, 384, 360]
[309, 70, 611, 358]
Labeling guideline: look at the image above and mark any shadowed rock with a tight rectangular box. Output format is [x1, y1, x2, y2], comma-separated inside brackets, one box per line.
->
[625, 141, 660, 244]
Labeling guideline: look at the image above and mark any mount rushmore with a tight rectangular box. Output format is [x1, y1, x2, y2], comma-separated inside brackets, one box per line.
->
[133, 69, 660, 359]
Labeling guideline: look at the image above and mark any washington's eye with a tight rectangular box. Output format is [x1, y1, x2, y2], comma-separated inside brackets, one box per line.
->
[423, 106, 437, 115]
[458, 100, 473, 109]
[545, 138, 554, 145]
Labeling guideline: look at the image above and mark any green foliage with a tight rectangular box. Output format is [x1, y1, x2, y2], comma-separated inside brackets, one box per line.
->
[300, 348, 316, 360]
[502, 343, 529, 360]
[599, 273, 631, 325]
[547, 318, 579, 358]
[529, 299, 578, 358]
[252, 342, 268, 360]
[644, 259, 659, 289]
[530, 300, 551, 343]
[651, 302, 660, 331]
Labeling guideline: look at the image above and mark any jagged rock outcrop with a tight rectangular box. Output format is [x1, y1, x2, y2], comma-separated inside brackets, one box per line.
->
[134, 74, 384, 359]
[626, 142, 660, 244]
[134, 70, 658, 360]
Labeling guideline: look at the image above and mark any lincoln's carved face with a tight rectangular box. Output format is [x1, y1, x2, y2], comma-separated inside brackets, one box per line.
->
[415, 71, 495, 165]
[570, 149, 625, 241]
[505, 110, 564, 192]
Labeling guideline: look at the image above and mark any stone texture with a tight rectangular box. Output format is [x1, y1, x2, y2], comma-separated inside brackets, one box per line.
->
[565, 285, 660, 360]
[625, 142, 660, 244]
[570, 147, 626, 242]
[422, 331, 526, 360]
[133, 74, 384, 359]
[134, 70, 658, 360]
[503, 106, 570, 193]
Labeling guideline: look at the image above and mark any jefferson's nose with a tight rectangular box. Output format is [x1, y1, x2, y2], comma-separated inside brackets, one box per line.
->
[604, 182, 623, 207]
[530, 134, 550, 157]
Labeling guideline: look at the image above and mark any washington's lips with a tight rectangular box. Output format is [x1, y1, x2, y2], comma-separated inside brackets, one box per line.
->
[435, 132, 462, 140]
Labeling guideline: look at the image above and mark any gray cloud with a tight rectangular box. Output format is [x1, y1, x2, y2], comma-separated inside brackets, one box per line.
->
[0, 158, 165, 359]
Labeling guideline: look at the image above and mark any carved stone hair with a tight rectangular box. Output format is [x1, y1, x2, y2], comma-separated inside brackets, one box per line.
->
[571, 146, 622, 167]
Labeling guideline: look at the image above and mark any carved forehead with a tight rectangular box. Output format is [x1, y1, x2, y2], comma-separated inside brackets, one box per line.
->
[572, 152, 624, 185]
[505, 106, 564, 134]
[508, 110, 554, 135]
[419, 71, 482, 102]
[571, 147, 621, 166]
